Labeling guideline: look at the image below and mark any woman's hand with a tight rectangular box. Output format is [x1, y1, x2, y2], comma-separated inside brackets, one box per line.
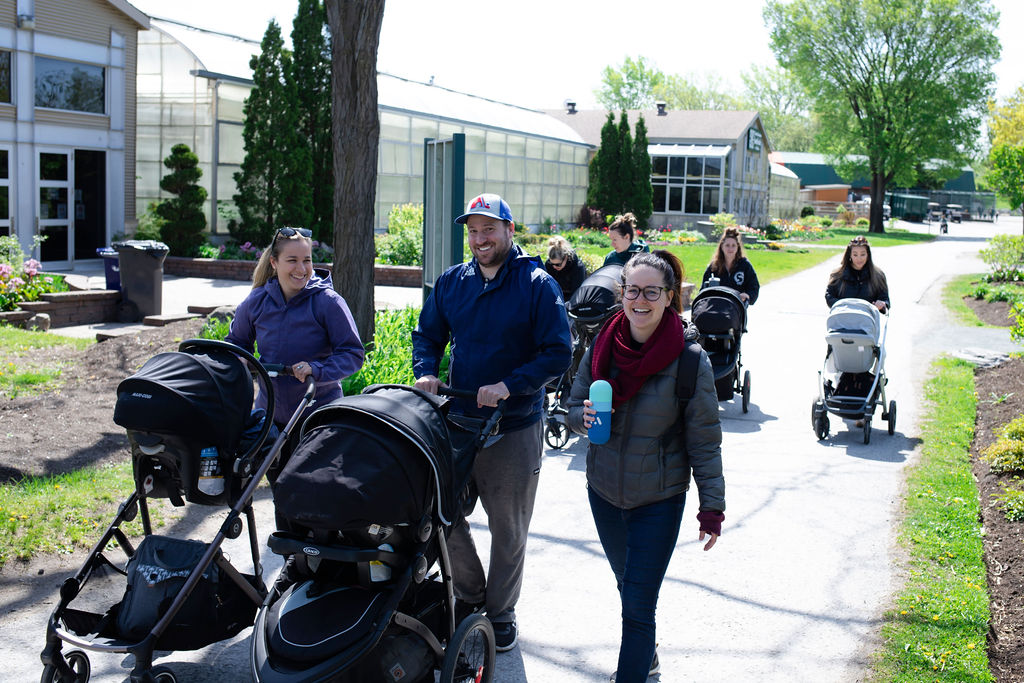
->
[874, 300, 888, 313]
[291, 361, 314, 383]
[581, 399, 614, 429]
[739, 292, 750, 303]
[699, 530, 719, 551]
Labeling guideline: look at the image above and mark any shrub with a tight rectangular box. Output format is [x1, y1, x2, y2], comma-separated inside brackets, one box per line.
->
[375, 203, 423, 266]
[135, 202, 166, 241]
[342, 306, 421, 395]
[708, 213, 736, 239]
[562, 228, 610, 249]
[1000, 415, 1024, 441]
[0, 236, 69, 311]
[156, 143, 208, 256]
[578, 252, 603, 274]
[981, 435, 1024, 473]
[800, 205, 816, 217]
[855, 217, 869, 227]
[994, 482, 1024, 522]
[979, 234, 1024, 282]
[820, 217, 833, 228]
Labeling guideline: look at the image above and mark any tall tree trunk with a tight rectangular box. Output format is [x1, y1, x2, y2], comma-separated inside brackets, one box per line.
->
[326, 0, 384, 345]
[869, 173, 886, 234]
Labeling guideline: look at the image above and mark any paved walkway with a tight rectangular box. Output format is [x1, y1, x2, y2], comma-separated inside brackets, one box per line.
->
[46, 261, 422, 339]
[3, 220, 1021, 682]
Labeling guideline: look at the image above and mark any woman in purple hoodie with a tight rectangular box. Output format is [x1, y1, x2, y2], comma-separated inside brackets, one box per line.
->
[226, 227, 364, 430]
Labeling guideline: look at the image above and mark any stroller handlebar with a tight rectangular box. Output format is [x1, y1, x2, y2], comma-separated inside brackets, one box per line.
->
[436, 386, 505, 438]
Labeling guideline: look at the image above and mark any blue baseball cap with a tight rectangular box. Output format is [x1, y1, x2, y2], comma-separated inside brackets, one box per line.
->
[455, 193, 513, 224]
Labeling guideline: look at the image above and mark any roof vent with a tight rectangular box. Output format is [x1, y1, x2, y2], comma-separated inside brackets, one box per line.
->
[656, 101, 667, 116]
[566, 100, 577, 114]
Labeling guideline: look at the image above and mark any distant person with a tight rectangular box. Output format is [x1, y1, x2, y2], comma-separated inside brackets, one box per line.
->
[544, 235, 588, 301]
[825, 235, 890, 312]
[412, 193, 572, 653]
[567, 250, 724, 683]
[701, 226, 760, 304]
[602, 213, 650, 267]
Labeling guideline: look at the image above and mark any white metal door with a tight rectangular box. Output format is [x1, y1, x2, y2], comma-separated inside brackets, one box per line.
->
[37, 149, 74, 267]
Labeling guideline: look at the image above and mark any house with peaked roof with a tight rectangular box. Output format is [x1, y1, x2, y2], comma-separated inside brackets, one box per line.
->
[547, 105, 773, 229]
[0, 0, 148, 268]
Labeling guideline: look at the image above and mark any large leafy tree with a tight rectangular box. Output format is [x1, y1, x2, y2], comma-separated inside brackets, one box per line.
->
[989, 85, 1024, 149]
[325, 0, 384, 343]
[291, 0, 334, 244]
[156, 143, 207, 256]
[233, 21, 312, 245]
[765, 0, 1000, 233]
[654, 73, 742, 111]
[596, 56, 663, 110]
[740, 64, 818, 152]
[989, 144, 1024, 234]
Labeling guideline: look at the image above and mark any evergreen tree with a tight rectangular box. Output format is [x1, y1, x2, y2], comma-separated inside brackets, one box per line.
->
[596, 112, 621, 216]
[291, 0, 333, 244]
[631, 114, 654, 226]
[233, 20, 312, 246]
[617, 112, 635, 217]
[155, 143, 207, 256]
[586, 150, 600, 207]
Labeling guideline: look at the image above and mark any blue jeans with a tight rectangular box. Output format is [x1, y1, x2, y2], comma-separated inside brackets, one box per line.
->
[589, 487, 686, 683]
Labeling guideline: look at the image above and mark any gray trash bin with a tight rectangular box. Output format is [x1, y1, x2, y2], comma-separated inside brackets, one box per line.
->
[113, 240, 169, 322]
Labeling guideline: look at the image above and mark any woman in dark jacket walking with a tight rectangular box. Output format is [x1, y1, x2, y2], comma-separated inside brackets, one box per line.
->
[567, 251, 725, 683]
[825, 235, 890, 312]
[602, 213, 650, 267]
[701, 226, 760, 304]
[544, 235, 587, 301]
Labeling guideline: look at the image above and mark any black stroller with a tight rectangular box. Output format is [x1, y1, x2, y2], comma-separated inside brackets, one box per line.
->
[40, 339, 315, 683]
[250, 383, 504, 683]
[544, 264, 623, 448]
[690, 284, 751, 413]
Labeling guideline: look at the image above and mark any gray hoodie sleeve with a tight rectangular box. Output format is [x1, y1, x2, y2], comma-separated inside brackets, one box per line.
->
[684, 351, 725, 512]
[567, 347, 595, 436]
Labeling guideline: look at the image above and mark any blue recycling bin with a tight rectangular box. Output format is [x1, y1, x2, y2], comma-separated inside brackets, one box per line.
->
[96, 247, 121, 291]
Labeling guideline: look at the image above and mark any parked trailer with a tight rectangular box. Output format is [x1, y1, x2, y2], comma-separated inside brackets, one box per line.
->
[886, 193, 929, 222]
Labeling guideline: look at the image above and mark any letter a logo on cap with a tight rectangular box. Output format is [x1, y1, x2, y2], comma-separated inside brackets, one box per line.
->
[455, 192, 513, 224]
[469, 195, 491, 210]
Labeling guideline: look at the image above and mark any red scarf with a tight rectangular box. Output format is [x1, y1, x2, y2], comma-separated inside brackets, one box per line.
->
[591, 310, 686, 408]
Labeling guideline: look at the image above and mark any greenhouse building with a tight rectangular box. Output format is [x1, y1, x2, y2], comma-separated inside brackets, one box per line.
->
[136, 20, 590, 235]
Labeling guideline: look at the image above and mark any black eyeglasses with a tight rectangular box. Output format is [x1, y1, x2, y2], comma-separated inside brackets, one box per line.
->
[622, 285, 669, 301]
[276, 227, 312, 240]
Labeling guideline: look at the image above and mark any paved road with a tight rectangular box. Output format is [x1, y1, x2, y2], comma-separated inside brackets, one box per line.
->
[3, 219, 1021, 682]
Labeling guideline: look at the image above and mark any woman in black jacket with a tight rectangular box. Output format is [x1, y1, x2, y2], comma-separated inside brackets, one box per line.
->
[567, 251, 724, 683]
[701, 226, 759, 304]
[825, 235, 890, 312]
[544, 235, 587, 301]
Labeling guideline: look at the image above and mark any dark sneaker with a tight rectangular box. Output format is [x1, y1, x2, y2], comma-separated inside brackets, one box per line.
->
[493, 620, 518, 652]
[610, 648, 660, 681]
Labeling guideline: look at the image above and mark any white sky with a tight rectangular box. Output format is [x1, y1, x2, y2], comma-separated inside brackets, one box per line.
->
[130, 0, 1024, 108]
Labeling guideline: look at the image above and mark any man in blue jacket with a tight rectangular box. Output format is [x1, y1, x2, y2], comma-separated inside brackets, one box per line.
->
[413, 193, 572, 652]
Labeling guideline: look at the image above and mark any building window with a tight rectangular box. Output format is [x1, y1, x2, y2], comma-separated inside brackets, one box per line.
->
[35, 56, 105, 114]
[0, 149, 10, 236]
[0, 51, 11, 104]
[650, 154, 727, 215]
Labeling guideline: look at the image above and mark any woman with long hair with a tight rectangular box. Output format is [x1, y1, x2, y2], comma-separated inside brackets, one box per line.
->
[544, 234, 588, 301]
[567, 250, 725, 683]
[701, 226, 760, 304]
[602, 213, 650, 267]
[825, 235, 889, 312]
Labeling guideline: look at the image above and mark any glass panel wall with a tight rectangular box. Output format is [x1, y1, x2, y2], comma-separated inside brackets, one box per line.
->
[650, 153, 729, 216]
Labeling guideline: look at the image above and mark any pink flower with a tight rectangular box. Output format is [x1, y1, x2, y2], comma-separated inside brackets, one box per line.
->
[9, 277, 24, 289]
[242, 241, 252, 250]
[23, 259, 41, 277]
[0, 263, 12, 279]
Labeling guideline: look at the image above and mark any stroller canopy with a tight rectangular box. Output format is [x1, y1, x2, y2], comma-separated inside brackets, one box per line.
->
[691, 286, 746, 336]
[274, 385, 473, 529]
[113, 349, 253, 451]
[827, 298, 880, 343]
[567, 264, 622, 322]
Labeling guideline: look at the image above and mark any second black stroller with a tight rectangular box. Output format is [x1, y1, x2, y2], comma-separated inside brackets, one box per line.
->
[544, 264, 623, 448]
[40, 339, 315, 683]
[250, 383, 504, 683]
[691, 284, 751, 412]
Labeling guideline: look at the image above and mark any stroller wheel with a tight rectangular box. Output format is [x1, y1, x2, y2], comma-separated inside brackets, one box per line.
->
[741, 371, 751, 414]
[441, 613, 495, 683]
[150, 665, 178, 683]
[41, 649, 90, 683]
[862, 417, 872, 445]
[887, 400, 897, 435]
[544, 419, 569, 450]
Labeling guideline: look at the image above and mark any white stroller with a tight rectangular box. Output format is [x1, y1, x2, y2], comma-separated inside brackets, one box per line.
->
[811, 298, 896, 444]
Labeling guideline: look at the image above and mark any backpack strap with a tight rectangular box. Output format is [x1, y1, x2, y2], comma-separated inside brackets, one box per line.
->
[661, 341, 704, 448]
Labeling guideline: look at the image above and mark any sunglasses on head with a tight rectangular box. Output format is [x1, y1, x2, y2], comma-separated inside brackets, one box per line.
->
[276, 227, 312, 239]
[849, 236, 869, 246]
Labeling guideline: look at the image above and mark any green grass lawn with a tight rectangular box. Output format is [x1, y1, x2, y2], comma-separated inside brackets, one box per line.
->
[869, 358, 991, 682]
[805, 225, 936, 247]
[0, 325, 92, 398]
[576, 242, 840, 287]
[943, 274, 990, 328]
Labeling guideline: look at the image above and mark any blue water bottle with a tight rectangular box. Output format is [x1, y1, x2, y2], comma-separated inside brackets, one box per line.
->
[589, 380, 613, 444]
